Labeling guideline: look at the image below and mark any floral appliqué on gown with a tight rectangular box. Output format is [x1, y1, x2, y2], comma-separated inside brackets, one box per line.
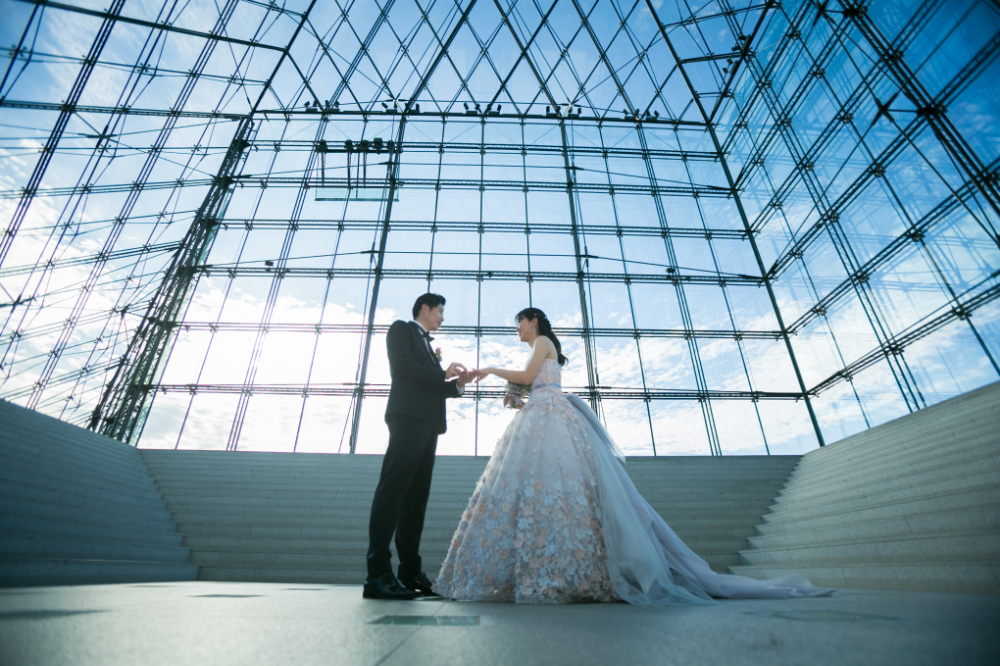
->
[435, 359, 617, 603]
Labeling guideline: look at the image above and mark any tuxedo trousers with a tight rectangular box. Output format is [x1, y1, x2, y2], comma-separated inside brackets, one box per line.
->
[367, 414, 439, 580]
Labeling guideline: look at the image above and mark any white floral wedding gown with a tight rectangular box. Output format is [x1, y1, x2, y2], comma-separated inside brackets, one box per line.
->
[434, 359, 832, 605]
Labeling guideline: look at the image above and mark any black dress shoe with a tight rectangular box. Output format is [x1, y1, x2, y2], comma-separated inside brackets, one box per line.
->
[363, 572, 421, 600]
[399, 571, 438, 596]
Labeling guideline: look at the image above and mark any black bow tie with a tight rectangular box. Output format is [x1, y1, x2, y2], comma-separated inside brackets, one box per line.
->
[419, 329, 434, 343]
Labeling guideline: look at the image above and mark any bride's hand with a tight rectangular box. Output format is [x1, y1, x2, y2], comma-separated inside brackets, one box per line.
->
[471, 368, 491, 383]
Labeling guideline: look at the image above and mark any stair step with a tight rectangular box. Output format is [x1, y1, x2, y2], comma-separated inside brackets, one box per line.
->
[189, 550, 433, 567]
[1, 405, 139, 441]
[150, 476, 790, 489]
[0, 558, 199, 587]
[2, 424, 148, 467]
[149, 487, 778, 502]
[0, 466, 163, 502]
[727, 561, 1000, 595]
[1, 478, 169, 513]
[775, 449, 998, 502]
[183, 547, 735, 569]
[738, 532, 1000, 566]
[756, 486, 1000, 535]
[172, 522, 757, 540]
[762, 476, 998, 522]
[0, 532, 192, 563]
[164, 506, 769, 524]
[768, 465, 999, 515]
[748, 503, 1000, 550]
[788, 426, 995, 484]
[3, 437, 153, 479]
[0, 493, 174, 525]
[143, 463, 793, 474]
[141, 458, 796, 470]
[192, 564, 396, 584]
[177, 535, 752, 553]
[141, 452, 795, 462]
[0, 512, 184, 546]
[170, 512, 759, 528]
[159, 497, 774, 512]
[793, 403, 995, 473]
[0, 455, 160, 496]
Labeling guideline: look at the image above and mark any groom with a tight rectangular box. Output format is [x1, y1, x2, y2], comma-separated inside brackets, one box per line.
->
[364, 293, 472, 599]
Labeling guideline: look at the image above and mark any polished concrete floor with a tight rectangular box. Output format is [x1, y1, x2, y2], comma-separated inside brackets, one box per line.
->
[0, 582, 997, 666]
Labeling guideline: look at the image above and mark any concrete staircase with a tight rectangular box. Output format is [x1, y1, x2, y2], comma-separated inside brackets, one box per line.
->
[0, 400, 198, 586]
[731, 381, 1000, 594]
[141, 450, 799, 584]
[622, 456, 800, 572]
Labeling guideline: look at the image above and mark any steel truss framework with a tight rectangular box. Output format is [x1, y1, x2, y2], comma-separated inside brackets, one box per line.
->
[0, 0, 997, 457]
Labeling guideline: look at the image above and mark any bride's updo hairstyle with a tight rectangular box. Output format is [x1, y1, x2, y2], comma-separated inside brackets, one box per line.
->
[515, 307, 567, 366]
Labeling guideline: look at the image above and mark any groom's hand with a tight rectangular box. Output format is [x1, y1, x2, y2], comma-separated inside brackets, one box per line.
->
[456, 368, 475, 387]
[445, 362, 467, 380]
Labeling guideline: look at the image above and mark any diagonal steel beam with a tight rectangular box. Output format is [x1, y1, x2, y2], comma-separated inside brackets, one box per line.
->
[26, 0, 244, 412]
[12, 0, 286, 52]
[0, 0, 127, 268]
[646, 0, 826, 447]
[92, 1, 321, 441]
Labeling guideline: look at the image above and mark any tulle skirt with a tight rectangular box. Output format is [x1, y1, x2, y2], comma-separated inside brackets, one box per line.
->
[434, 387, 616, 603]
[435, 389, 833, 605]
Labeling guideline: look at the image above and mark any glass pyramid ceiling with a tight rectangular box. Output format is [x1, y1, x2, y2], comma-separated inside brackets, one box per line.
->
[1, 0, 997, 456]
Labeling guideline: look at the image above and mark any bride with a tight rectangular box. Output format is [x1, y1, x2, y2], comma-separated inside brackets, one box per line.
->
[433, 307, 832, 605]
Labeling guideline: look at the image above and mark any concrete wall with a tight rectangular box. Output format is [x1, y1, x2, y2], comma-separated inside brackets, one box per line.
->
[731, 381, 1000, 594]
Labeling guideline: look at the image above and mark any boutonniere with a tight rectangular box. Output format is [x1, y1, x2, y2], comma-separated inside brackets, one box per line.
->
[434, 347, 443, 361]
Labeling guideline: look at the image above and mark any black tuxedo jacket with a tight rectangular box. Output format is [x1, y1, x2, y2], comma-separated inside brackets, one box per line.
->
[384, 320, 461, 434]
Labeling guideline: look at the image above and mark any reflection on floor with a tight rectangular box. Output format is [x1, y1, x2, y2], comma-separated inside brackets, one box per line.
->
[1, 582, 997, 666]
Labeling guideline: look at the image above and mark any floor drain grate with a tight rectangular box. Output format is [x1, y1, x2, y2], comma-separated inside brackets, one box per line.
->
[370, 616, 479, 626]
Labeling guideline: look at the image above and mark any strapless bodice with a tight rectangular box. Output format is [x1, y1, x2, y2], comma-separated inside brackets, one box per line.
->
[531, 358, 562, 391]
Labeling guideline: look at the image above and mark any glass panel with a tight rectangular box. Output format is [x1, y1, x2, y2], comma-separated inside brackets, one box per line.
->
[480, 280, 531, 326]
[756, 400, 821, 456]
[602, 400, 654, 455]
[310, 334, 367, 384]
[137, 394, 190, 450]
[712, 401, 767, 455]
[638, 338, 698, 391]
[175, 395, 242, 451]
[355, 397, 391, 455]
[295, 398, 355, 454]
[699, 339, 750, 391]
[237, 396, 305, 452]
[436, 399, 477, 456]
[2, 0, 994, 458]
[649, 402, 711, 455]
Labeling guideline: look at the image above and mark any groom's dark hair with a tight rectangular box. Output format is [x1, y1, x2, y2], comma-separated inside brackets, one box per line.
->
[412, 293, 446, 319]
